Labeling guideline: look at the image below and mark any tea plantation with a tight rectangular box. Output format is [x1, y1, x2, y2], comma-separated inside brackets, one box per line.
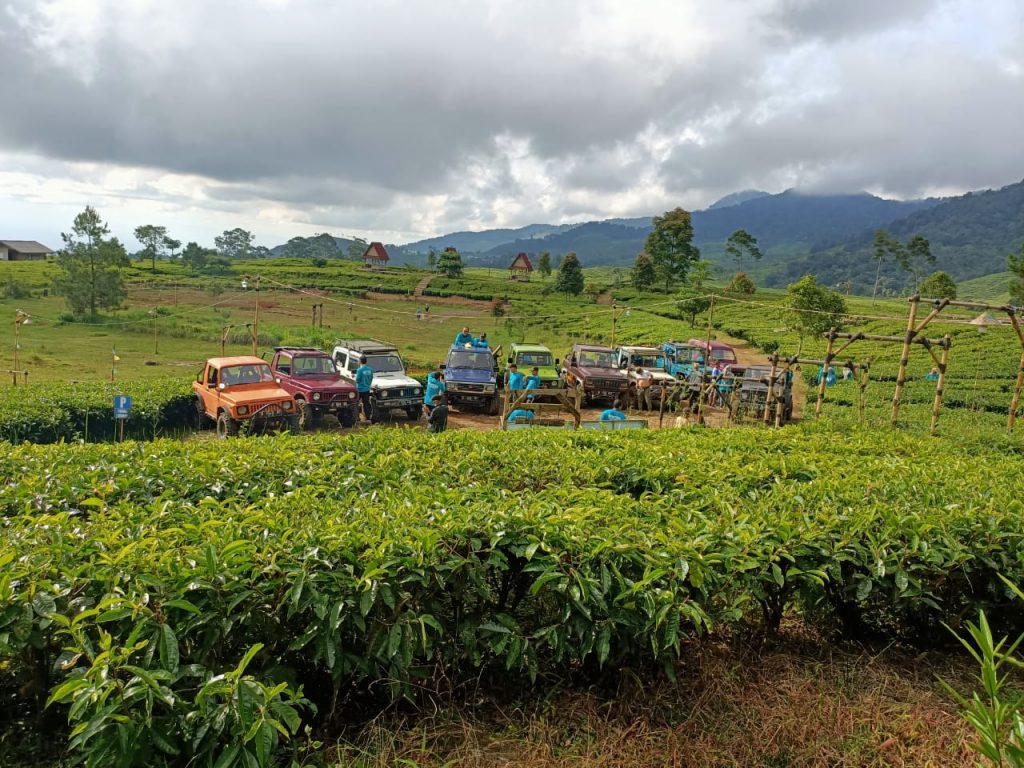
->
[2, 423, 1023, 766]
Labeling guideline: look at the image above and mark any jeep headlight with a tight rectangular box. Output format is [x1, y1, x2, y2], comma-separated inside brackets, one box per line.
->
[379, 390, 388, 399]
[312, 392, 321, 401]
[414, 387, 422, 396]
[282, 400, 293, 411]
[236, 405, 249, 416]
[348, 391, 356, 400]
[483, 384, 496, 393]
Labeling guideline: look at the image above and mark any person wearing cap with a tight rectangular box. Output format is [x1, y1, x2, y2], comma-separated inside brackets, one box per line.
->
[506, 363, 525, 392]
[427, 393, 449, 433]
[473, 332, 490, 349]
[525, 366, 541, 402]
[454, 327, 474, 347]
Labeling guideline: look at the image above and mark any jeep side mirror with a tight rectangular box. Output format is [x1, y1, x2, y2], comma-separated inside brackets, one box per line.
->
[439, 363, 446, 370]
[507, 357, 513, 364]
[554, 358, 560, 365]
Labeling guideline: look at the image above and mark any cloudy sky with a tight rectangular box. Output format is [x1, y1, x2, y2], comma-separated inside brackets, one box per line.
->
[1, 0, 1022, 249]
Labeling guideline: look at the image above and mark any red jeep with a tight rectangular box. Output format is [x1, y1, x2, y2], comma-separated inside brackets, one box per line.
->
[562, 343, 629, 405]
[270, 347, 359, 429]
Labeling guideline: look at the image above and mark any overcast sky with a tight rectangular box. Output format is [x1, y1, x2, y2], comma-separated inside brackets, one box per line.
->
[1, 0, 1022, 249]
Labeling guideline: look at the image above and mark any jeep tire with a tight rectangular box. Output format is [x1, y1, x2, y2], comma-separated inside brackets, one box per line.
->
[286, 414, 301, 434]
[369, 397, 384, 424]
[216, 411, 240, 438]
[194, 396, 209, 429]
[487, 393, 500, 416]
[405, 406, 421, 421]
[296, 399, 314, 430]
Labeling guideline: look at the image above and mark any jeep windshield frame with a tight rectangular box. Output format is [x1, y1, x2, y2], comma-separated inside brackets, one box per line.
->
[292, 355, 337, 376]
[365, 353, 405, 373]
[448, 349, 496, 371]
[221, 363, 275, 385]
[577, 350, 617, 368]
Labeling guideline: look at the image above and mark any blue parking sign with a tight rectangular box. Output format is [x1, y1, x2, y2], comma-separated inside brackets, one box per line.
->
[114, 395, 132, 420]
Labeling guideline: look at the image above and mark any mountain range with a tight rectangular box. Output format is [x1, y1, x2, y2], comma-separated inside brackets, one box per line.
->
[270, 178, 1024, 293]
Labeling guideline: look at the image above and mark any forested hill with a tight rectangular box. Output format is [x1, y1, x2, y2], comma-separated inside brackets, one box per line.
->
[775, 178, 1024, 290]
[461, 191, 940, 267]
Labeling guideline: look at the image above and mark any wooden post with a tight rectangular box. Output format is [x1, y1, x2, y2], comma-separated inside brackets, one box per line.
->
[1008, 313, 1024, 432]
[763, 354, 778, 425]
[891, 295, 920, 424]
[815, 328, 836, 419]
[252, 275, 261, 356]
[930, 335, 951, 436]
[696, 295, 715, 425]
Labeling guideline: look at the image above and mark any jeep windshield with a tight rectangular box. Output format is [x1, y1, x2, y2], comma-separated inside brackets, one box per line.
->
[578, 350, 616, 368]
[222, 364, 274, 385]
[366, 353, 405, 373]
[629, 354, 666, 369]
[448, 350, 495, 370]
[710, 349, 738, 364]
[516, 351, 553, 366]
[293, 356, 336, 375]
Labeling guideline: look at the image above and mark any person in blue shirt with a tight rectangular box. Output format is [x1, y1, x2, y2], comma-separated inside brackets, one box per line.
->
[925, 367, 939, 381]
[525, 366, 541, 402]
[454, 326, 474, 347]
[506, 363, 525, 392]
[815, 366, 837, 387]
[423, 370, 446, 415]
[507, 408, 534, 423]
[354, 356, 374, 421]
[600, 399, 627, 421]
[473, 333, 490, 349]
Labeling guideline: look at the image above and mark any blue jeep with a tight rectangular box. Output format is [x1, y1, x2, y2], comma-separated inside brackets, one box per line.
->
[442, 345, 500, 414]
[661, 340, 702, 378]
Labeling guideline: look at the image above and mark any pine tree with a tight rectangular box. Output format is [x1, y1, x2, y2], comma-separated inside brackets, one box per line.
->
[554, 252, 584, 295]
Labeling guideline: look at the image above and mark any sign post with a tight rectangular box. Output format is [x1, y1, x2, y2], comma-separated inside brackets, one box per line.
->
[114, 395, 131, 441]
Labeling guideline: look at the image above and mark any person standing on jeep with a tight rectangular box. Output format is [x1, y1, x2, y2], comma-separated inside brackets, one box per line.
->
[454, 327, 474, 347]
[355, 355, 374, 421]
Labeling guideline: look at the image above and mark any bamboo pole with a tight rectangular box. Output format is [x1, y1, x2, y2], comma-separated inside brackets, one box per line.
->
[815, 327, 836, 419]
[1008, 313, 1024, 432]
[930, 335, 951, 436]
[858, 363, 870, 423]
[891, 296, 919, 424]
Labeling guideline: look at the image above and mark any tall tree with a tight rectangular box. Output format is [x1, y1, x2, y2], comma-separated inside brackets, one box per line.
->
[918, 271, 958, 299]
[1009, 244, 1024, 306]
[437, 247, 464, 278]
[675, 260, 713, 326]
[644, 208, 700, 290]
[347, 237, 369, 261]
[181, 241, 214, 274]
[554, 252, 584, 295]
[134, 224, 168, 270]
[724, 229, 763, 267]
[871, 230, 903, 302]
[163, 237, 181, 259]
[786, 274, 847, 355]
[631, 252, 656, 291]
[426, 248, 437, 271]
[215, 228, 256, 259]
[898, 235, 935, 293]
[537, 251, 552, 279]
[55, 206, 128, 316]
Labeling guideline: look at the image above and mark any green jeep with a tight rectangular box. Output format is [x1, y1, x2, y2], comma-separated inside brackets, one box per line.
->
[507, 343, 563, 395]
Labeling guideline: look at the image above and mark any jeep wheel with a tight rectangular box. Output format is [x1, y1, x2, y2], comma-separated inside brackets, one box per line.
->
[286, 414, 301, 434]
[487, 393, 500, 416]
[405, 406, 421, 421]
[193, 397, 209, 429]
[216, 411, 240, 438]
[338, 407, 356, 428]
[296, 399, 314, 430]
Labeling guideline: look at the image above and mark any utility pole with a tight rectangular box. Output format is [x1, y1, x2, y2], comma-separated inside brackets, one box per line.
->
[14, 309, 30, 374]
[241, 275, 261, 355]
[150, 309, 159, 354]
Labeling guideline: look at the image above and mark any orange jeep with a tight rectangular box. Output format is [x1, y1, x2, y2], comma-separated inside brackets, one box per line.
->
[193, 356, 299, 437]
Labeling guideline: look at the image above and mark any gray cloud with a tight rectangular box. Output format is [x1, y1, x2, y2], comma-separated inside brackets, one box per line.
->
[0, 0, 1021, 242]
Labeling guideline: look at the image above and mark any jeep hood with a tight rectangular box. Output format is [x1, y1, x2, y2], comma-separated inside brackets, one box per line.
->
[578, 366, 627, 379]
[219, 383, 293, 402]
[445, 367, 496, 384]
[290, 374, 355, 391]
[372, 371, 420, 389]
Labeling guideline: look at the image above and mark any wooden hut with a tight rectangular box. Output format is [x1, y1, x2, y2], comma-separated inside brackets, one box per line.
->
[362, 241, 390, 269]
[508, 252, 534, 281]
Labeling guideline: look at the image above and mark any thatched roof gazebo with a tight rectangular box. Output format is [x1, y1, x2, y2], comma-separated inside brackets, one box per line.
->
[508, 252, 534, 281]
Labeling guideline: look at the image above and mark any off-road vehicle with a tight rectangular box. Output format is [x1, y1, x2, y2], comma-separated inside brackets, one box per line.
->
[194, 356, 298, 438]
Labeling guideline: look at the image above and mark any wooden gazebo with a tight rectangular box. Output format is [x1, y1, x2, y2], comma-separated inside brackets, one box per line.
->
[509, 252, 534, 281]
[362, 241, 390, 269]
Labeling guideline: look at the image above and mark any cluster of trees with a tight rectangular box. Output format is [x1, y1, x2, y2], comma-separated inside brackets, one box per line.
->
[633, 222, 762, 294]
[1010, 244, 1024, 306]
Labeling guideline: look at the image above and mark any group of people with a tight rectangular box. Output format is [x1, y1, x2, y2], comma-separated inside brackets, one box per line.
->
[453, 326, 491, 349]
